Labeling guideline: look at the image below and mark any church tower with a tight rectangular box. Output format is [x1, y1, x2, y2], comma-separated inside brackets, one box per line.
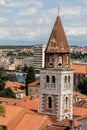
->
[39, 15, 73, 121]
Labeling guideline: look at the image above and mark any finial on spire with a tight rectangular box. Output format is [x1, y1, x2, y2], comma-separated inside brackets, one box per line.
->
[58, 5, 60, 16]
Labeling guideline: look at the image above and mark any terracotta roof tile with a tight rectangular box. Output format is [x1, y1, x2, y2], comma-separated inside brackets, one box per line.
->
[70, 64, 87, 74]
[14, 114, 52, 130]
[74, 100, 87, 108]
[28, 80, 40, 87]
[56, 119, 81, 128]
[73, 92, 87, 99]
[73, 106, 87, 116]
[0, 105, 26, 129]
[5, 81, 25, 88]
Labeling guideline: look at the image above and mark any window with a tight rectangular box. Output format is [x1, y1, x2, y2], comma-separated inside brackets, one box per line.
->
[65, 76, 67, 83]
[58, 56, 62, 67]
[52, 76, 55, 83]
[48, 97, 52, 109]
[29, 89, 32, 92]
[46, 75, 49, 82]
[49, 56, 53, 67]
[68, 76, 71, 83]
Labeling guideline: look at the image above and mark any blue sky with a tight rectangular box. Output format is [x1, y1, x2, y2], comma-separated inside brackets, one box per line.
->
[0, 0, 87, 46]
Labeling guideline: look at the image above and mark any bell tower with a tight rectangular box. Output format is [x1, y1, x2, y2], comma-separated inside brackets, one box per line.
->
[39, 15, 73, 121]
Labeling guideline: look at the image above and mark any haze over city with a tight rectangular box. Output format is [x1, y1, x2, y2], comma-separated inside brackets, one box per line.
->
[0, 0, 87, 46]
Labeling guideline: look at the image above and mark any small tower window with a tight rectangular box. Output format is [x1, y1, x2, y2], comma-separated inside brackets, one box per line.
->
[65, 76, 67, 83]
[46, 75, 49, 82]
[58, 56, 62, 67]
[52, 76, 55, 83]
[48, 97, 52, 109]
[68, 76, 71, 83]
[65, 97, 69, 109]
[49, 56, 53, 67]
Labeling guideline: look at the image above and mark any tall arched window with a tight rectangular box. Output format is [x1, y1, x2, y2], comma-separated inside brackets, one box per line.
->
[46, 75, 49, 82]
[49, 56, 53, 67]
[58, 56, 62, 67]
[65, 97, 69, 110]
[65, 76, 67, 83]
[68, 76, 71, 83]
[48, 97, 52, 109]
[52, 76, 55, 83]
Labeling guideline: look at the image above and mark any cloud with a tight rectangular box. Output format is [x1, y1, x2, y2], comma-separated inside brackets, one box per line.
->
[19, 7, 37, 16]
[66, 27, 87, 36]
[0, 0, 87, 46]
[0, 17, 8, 23]
[0, 29, 10, 39]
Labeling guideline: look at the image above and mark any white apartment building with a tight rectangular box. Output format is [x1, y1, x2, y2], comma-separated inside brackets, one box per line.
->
[33, 44, 46, 71]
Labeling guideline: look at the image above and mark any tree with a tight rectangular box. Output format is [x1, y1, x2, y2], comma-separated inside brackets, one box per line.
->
[0, 79, 5, 91]
[77, 77, 87, 95]
[23, 64, 28, 73]
[0, 105, 5, 117]
[25, 66, 35, 95]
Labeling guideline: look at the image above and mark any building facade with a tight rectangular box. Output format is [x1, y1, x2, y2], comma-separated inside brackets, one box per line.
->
[33, 44, 46, 71]
[39, 16, 73, 121]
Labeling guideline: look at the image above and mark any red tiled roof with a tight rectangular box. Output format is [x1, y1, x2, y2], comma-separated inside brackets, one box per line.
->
[28, 80, 40, 87]
[0, 105, 26, 129]
[73, 92, 87, 99]
[73, 106, 87, 116]
[15, 114, 52, 130]
[70, 64, 87, 74]
[5, 81, 25, 88]
[0, 97, 39, 111]
[56, 119, 81, 128]
[74, 100, 87, 108]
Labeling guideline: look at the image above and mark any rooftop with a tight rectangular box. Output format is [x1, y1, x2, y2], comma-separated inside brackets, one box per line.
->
[70, 63, 87, 74]
[46, 16, 70, 53]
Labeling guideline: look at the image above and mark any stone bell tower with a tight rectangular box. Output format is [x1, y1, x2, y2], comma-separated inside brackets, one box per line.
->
[39, 15, 73, 121]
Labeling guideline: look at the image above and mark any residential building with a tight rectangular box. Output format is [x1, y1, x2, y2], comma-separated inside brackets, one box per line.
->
[39, 16, 73, 121]
[70, 64, 87, 86]
[5, 81, 26, 98]
[33, 44, 46, 71]
[28, 80, 40, 95]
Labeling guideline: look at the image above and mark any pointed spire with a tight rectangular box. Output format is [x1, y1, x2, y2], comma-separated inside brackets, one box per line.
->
[46, 16, 70, 53]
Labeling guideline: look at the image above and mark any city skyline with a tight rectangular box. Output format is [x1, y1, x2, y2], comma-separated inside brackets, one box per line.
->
[0, 0, 87, 46]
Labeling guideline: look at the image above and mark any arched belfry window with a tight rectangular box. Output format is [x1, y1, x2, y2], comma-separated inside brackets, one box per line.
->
[65, 76, 67, 83]
[49, 56, 53, 67]
[65, 97, 69, 109]
[46, 75, 49, 83]
[68, 76, 71, 83]
[58, 56, 62, 67]
[48, 97, 52, 109]
[52, 76, 55, 83]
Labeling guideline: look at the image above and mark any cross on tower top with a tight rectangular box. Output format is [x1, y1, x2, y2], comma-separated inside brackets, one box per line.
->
[58, 5, 60, 16]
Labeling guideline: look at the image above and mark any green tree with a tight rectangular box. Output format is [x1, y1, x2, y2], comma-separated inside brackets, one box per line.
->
[5, 87, 16, 98]
[0, 105, 5, 117]
[25, 66, 35, 95]
[77, 77, 87, 95]
[0, 79, 5, 91]
[0, 126, 4, 130]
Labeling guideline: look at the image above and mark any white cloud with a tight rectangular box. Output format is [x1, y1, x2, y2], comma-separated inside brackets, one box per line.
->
[19, 7, 37, 16]
[0, 29, 10, 39]
[66, 27, 87, 36]
[0, 17, 8, 23]
[0, 0, 87, 46]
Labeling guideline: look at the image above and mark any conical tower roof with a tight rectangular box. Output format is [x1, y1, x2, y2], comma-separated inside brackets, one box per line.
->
[46, 16, 70, 53]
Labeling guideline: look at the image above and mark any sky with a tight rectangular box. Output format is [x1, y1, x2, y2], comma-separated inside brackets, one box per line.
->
[0, 0, 87, 46]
